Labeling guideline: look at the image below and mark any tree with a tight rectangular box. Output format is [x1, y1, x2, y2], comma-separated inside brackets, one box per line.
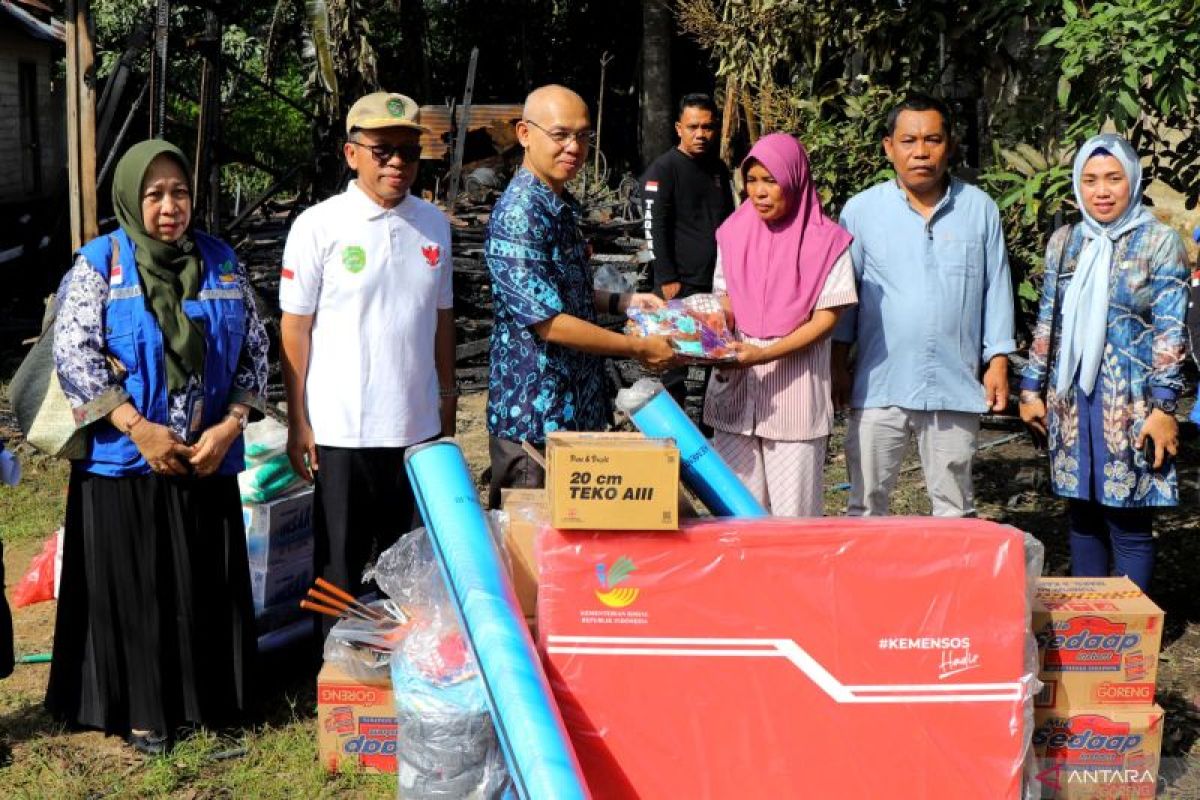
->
[640, 0, 673, 168]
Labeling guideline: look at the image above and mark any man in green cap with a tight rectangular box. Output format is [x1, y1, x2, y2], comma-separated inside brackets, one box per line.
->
[280, 91, 455, 617]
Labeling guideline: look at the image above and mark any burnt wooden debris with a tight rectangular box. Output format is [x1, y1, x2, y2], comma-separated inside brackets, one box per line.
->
[234, 186, 652, 402]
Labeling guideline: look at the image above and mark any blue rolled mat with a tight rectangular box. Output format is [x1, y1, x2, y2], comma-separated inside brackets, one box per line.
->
[628, 386, 767, 518]
[404, 439, 589, 800]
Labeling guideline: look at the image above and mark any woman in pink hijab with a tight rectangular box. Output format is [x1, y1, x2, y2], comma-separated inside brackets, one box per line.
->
[703, 133, 857, 516]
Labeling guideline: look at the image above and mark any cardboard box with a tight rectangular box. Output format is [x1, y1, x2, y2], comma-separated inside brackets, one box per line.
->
[250, 555, 312, 615]
[317, 661, 397, 774]
[243, 488, 315, 568]
[500, 488, 548, 618]
[1032, 705, 1164, 799]
[545, 432, 678, 530]
[1033, 577, 1163, 709]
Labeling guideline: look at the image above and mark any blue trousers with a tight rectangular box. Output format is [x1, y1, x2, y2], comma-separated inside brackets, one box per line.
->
[1067, 499, 1155, 592]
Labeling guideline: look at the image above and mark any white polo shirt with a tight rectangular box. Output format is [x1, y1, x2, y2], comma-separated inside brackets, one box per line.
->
[280, 181, 453, 448]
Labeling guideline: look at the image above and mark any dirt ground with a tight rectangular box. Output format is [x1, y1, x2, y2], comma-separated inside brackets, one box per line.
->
[1, 389, 1198, 797]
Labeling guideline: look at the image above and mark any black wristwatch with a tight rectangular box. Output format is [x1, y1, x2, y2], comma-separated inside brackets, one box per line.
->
[1147, 397, 1178, 415]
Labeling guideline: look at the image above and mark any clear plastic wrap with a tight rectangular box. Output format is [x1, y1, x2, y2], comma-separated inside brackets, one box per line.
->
[592, 263, 636, 294]
[321, 598, 410, 685]
[1021, 532, 1047, 800]
[238, 416, 306, 503]
[613, 377, 664, 418]
[365, 528, 513, 800]
[538, 517, 1040, 799]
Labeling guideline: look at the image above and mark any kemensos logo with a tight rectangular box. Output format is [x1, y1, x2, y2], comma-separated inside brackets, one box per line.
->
[594, 556, 639, 608]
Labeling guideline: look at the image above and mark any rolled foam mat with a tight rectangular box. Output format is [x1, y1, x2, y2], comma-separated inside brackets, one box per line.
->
[627, 386, 767, 517]
[404, 438, 589, 800]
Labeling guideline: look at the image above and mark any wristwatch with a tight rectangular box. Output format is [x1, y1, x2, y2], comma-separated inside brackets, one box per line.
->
[1146, 397, 1178, 415]
[226, 408, 249, 430]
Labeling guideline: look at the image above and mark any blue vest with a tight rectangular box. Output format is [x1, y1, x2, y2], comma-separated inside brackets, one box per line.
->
[76, 228, 247, 477]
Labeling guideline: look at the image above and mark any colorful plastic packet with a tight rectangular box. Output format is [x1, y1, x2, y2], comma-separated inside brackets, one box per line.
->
[625, 293, 736, 363]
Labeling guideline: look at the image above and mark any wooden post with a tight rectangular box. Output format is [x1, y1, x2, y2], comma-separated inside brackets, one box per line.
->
[149, 0, 170, 138]
[65, 0, 98, 250]
[193, 11, 222, 233]
[594, 51, 613, 176]
[445, 46, 478, 212]
[719, 74, 738, 166]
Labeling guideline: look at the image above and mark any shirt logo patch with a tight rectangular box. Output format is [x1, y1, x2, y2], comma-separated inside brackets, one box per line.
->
[342, 245, 367, 274]
[645, 181, 659, 192]
[281, 267, 295, 280]
[110, 263, 123, 285]
[421, 244, 441, 268]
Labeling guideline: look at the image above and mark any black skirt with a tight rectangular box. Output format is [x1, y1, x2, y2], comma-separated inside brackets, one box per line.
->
[45, 468, 257, 736]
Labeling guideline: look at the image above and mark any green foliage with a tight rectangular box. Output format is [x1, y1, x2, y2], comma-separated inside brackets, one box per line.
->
[755, 79, 898, 215]
[978, 143, 1075, 325]
[679, 0, 1200, 337]
[1040, 0, 1199, 134]
[1037, 0, 1200, 210]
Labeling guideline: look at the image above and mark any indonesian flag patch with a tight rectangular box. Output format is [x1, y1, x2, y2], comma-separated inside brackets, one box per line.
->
[645, 181, 659, 192]
[110, 263, 123, 285]
[281, 267, 295, 280]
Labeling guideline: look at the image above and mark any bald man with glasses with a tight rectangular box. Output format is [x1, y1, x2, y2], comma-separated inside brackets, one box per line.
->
[279, 92, 455, 626]
[484, 84, 676, 507]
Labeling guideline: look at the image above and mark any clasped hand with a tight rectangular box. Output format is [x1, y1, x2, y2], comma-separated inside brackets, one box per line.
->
[130, 418, 238, 477]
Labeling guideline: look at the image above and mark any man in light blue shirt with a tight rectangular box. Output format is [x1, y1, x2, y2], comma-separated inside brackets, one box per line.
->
[832, 94, 1015, 517]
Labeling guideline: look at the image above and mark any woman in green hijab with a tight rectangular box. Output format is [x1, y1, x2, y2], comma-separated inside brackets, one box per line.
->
[46, 140, 269, 755]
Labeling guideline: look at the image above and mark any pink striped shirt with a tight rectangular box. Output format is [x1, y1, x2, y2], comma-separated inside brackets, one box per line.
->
[703, 250, 857, 441]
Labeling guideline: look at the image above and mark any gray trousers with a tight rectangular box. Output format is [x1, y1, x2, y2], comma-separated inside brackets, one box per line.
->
[845, 406, 980, 518]
[487, 436, 545, 510]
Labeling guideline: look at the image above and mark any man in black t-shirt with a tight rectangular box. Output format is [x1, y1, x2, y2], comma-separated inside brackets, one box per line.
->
[640, 94, 734, 424]
[641, 94, 734, 301]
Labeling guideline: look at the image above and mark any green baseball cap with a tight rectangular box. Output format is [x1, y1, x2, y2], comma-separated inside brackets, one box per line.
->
[345, 91, 430, 135]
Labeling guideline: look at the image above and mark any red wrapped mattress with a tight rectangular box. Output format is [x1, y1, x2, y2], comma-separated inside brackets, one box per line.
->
[537, 517, 1035, 799]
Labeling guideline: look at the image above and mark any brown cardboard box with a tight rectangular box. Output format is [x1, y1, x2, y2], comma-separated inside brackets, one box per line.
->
[500, 488, 549, 619]
[1033, 577, 1163, 709]
[545, 432, 679, 530]
[1032, 705, 1163, 799]
[316, 661, 397, 774]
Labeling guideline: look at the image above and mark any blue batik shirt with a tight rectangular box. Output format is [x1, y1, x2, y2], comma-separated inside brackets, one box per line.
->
[486, 169, 610, 443]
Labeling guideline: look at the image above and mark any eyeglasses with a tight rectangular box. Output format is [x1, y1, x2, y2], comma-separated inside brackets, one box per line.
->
[522, 119, 596, 148]
[348, 140, 423, 165]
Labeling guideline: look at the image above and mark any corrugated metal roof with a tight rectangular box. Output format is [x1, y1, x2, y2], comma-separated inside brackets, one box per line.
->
[418, 104, 523, 160]
[0, 0, 64, 43]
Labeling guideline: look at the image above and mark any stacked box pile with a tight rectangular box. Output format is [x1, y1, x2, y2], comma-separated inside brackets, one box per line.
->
[1032, 577, 1165, 799]
[243, 487, 314, 631]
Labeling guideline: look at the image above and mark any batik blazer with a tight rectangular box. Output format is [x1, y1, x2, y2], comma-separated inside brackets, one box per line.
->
[1022, 220, 1189, 507]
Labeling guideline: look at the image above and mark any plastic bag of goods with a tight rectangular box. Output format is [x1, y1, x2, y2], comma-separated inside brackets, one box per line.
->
[238, 417, 306, 503]
[366, 529, 512, 799]
[321, 598, 412, 685]
[592, 262, 636, 295]
[625, 293, 736, 362]
[12, 529, 63, 608]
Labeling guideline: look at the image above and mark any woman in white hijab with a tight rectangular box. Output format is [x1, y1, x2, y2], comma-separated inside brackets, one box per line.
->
[1019, 133, 1189, 593]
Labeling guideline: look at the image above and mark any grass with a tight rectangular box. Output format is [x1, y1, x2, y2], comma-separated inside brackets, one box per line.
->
[0, 451, 69, 546]
[2, 390, 1198, 796]
[0, 394, 498, 799]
